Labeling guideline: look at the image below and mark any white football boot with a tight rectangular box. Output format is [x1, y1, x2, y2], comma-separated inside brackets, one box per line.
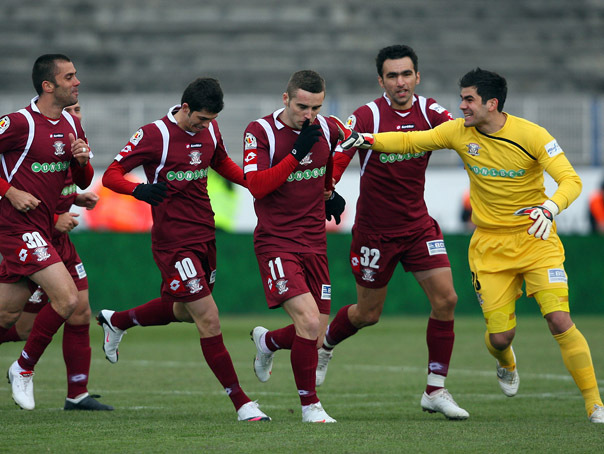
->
[251, 326, 274, 382]
[315, 348, 333, 387]
[237, 401, 271, 421]
[302, 402, 337, 423]
[421, 388, 469, 420]
[7, 360, 35, 410]
[97, 309, 125, 364]
[496, 348, 519, 397]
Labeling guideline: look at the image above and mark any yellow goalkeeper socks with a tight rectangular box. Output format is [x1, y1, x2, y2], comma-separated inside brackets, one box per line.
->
[554, 324, 603, 414]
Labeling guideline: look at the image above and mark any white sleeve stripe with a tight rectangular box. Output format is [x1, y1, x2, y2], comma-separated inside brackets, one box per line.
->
[256, 118, 276, 167]
[208, 122, 218, 148]
[152, 120, 170, 184]
[359, 101, 379, 177]
[317, 114, 331, 145]
[3, 109, 35, 183]
[417, 95, 432, 129]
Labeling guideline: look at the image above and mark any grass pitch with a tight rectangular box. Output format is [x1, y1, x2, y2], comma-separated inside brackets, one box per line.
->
[1, 314, 603, 453]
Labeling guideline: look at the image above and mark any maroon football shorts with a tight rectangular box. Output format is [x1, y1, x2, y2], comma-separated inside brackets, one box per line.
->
[22, 234, 88, 313]
[350, 218, 451, 289]
[256, 251, 331, 314]
[0, 230, 62, 283]
[153, 240, 216, 303]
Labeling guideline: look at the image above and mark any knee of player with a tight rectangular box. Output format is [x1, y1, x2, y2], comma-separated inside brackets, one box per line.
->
[0, 309, 22, 328]
[489, 331, 514, 350]
[430, 291, 458, 314]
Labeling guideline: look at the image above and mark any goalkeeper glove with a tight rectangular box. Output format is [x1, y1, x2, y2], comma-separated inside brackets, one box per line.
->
[514, 199, 559, 240]
[132, 181, 168, 206]
[329, 115, 374, 150]
[325, 190, 346, 225]
[291, 119, 322, 162]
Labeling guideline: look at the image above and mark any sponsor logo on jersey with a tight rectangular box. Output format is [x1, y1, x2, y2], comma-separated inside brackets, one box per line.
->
[50, 133, 64, 138]
[361, 268, 376, 282]
[244, 132, 257, 150]
[33, 247, 51, 262]
[466, 164, 526, 179]
[345, 115, 356, 129]
[53, 141, 66, 156]
[75, 263, 87, 279]
[166, 168, 209, 181]
[189, 143, 203, 149]
[548, 268, 567, 283]
[0, 116, 10, 134]
[28, 288, 44, 304]
[188, 151, 202, 165]
[466, 143, 480, 156]
[286, 165, 326, 182]
[185, 278, 203, 294]
[31, 161, 70, 173]
[61, 183, 78, 196]
[130, 129, 144, 145]
[397, 124, 416, 130]
[429, 103, 447, 114]
[427, 240, 447, 256]
[244, 151, 257, 163]
[276, 278, 289, 295]
[321, 284, 331, 300]
[378, 151, 427, 164]
[545, 139, 563, 158]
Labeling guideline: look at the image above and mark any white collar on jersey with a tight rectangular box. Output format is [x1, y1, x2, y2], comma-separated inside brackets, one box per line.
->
[167, 104, 196, 136]
[272, 108, 287, 130]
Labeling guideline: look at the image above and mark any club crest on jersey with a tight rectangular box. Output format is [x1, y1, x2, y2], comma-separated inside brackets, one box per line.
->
[53, 141, 66, 156]
[361, 268, 376, 282]
[185, 278, 203, 294]
[33, 247, 51, 262]
[0, 116, 9, 134]
[299, 152, 313, 166]
[188, 151, 202, 165]
[466, 143, 480, 156]
[29, 288, 44, 304]
[130, 129, 144, 145]
[276, 279, 289, 295]
[244, 133, 257, 150]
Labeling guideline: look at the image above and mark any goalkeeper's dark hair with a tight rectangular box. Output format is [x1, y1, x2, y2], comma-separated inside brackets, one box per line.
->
[459, 68, 507, 112]
[286, 70, 326, 99]
[181, 77, 224, 114]
[32, 54, 71, 95]
[376, 45, 418, 77]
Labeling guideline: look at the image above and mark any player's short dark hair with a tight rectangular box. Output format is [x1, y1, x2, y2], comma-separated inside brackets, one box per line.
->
[376, 45, 418, 77]
[181, 78, 224, 114]
[286, 70, 326, 99]
[459, 68, 507, 112]
[32, 54, 71, 95]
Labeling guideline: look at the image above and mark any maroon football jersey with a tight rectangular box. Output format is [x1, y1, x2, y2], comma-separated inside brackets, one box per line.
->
[243, 110, 339, 254]
[0, 98, 86, 236]
[114, 105, 233, 249]
[341, 94, 453, 234]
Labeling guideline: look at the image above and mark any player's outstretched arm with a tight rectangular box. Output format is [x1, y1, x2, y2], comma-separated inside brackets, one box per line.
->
[329, 115, 374, 150]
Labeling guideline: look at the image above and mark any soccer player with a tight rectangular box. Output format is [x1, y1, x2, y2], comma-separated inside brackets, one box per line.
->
[316, 44, 469, 420]
[100, 77, 270, 422]
[338, 67, 604, 424]
[0, 54, 93, 410]
[0, 101, 112, 410]
[245, 70, 344, 423]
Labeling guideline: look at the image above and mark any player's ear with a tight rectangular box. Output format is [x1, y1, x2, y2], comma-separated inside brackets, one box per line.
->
[282, 92, 289, 107]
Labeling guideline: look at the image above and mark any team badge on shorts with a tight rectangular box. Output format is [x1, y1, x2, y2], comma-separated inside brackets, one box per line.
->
[29, 288, 44, 304]
[33, 247, 51, 262]
[548, 268, 567, 283]
[185, 278, 203, 294]
[321, 284, 331, 300]
[361, 268, 376, 282]
[426, 240, 447, 256]
[276, 279, 289, 295]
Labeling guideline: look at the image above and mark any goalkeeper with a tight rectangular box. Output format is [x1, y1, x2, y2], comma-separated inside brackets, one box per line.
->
[337, 67, 603, 424]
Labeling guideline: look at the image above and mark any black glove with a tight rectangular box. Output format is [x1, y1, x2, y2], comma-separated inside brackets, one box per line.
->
[291, 119, 322, 162]
[325, 190, 346, 225]
[132, 182, 167, 206]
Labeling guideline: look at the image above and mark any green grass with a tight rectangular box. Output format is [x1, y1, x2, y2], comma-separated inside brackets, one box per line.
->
[1, 314, 603, 453]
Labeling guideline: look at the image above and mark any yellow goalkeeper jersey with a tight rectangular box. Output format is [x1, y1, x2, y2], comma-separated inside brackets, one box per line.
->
[372, 114, 582, 230]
